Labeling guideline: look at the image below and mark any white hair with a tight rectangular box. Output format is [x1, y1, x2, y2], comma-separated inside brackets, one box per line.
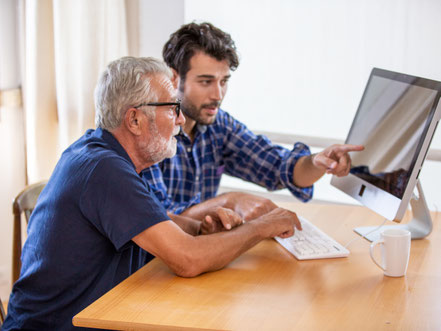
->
[94, 56, 172, 130]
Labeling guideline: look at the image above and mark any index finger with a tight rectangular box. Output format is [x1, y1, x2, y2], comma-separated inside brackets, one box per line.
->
[333, 144, 364, 154]
[294, 213, 303, 231]
[217, 208, 244, 230]
[290, 211, 302, 231]
[217, 209, 232, 230]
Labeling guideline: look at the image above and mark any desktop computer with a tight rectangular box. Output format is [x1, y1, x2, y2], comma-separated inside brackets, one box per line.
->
[276, 67, 441, 260]
[331, 68, 441, 242]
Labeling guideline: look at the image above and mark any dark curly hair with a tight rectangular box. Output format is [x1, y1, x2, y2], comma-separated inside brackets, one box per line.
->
[163, 22, 239, 82]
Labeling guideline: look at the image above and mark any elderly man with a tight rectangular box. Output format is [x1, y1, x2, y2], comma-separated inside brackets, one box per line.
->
[142, 22, 363, 221]
[3, 57, 300, 330]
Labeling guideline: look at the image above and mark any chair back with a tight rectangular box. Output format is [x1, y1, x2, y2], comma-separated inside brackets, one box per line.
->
[0, 295, 6, 325]
[12, 181, 47, 285]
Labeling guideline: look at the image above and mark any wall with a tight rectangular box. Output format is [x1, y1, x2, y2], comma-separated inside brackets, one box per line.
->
[184, 0, 441, 210]
[138, 0, 185, 59]
[185, 0, 441, 142]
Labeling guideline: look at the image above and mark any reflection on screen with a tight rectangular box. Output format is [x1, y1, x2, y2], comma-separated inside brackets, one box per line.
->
[347, 75, 437, 199]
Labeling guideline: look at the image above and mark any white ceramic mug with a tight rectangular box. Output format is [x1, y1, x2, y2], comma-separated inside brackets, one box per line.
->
[369, 228, 411, 277]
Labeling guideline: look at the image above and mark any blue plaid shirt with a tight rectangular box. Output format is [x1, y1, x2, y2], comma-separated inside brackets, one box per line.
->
[142, 109, 313, 214]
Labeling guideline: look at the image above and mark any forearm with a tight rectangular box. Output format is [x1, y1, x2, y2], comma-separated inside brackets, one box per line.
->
[134, 220, 265, 278]
[170, 207, 298, 276]
[180, 193, 232, 220]
[133, 208, 298, 278]
[294, 144, 364, 186]
[293, 154, 326, 188]
[182, 222, 264, 275]
[181, 191, 278, 222]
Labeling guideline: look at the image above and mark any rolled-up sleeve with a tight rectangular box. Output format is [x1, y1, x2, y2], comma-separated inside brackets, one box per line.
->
[279, 142, 313, 202]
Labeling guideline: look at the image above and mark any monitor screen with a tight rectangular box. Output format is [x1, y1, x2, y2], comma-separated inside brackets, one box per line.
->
[347, 72, 438, 199]
[331, 68, 441, 223]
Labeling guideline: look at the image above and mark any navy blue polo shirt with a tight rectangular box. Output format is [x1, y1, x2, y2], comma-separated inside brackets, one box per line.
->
[3, 128, 169, 330]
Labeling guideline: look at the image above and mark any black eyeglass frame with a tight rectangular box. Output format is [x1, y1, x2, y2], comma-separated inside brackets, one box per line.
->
[134, 101, 181, 118]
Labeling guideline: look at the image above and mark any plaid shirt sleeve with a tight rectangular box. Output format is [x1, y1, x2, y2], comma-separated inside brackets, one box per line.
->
[220, 111, 313, 202]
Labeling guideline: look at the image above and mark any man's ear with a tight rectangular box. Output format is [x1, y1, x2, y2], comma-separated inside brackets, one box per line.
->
[124, 108, 142, 135]
[171, 69, 180, 89]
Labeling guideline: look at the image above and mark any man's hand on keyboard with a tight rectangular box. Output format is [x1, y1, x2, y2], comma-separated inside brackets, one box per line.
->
[274, 215, 350, 260]
[253, 208, 302, 239]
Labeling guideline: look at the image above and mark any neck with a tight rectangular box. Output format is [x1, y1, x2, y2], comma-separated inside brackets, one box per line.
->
[110, 127, 154, 173]
[182, 117, 197, 142]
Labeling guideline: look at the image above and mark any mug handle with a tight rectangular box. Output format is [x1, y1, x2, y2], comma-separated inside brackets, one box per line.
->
[370, 239, 385, 271]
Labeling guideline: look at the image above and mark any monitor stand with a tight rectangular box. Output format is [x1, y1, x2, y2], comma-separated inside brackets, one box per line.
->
[353, 180, 432, 242]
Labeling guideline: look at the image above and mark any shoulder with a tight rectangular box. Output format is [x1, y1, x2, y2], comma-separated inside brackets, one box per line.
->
[215, 109, 258, 141]
[215, 108, 240, 126]
[66, 129, 135, 178]
[211, 108, 251, 135]
[86, 156, 138, 191]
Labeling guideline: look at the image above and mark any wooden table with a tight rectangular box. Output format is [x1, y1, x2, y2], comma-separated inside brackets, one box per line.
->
[73, 202, 441, 330]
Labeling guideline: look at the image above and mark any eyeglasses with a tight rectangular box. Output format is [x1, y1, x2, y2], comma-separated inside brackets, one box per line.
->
[134, 101, 181, 118]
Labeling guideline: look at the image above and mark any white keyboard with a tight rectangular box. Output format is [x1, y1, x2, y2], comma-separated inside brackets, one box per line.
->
[275, 216, 349, 260]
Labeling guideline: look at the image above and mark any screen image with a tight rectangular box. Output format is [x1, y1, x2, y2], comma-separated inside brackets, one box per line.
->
[346, 75, 438, 199]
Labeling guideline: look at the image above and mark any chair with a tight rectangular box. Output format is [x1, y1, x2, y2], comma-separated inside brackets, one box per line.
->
[0, 295, 6, 325]
[12, 181, 47, 285]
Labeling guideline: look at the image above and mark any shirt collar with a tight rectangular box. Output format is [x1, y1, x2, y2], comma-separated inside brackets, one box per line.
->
[196, 123, 208, 133]
[178, 123, 208, 141]
[94, 127, 136, 169]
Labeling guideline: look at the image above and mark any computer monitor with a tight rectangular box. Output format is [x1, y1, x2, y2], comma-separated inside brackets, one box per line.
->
[331, 68, 441, 242]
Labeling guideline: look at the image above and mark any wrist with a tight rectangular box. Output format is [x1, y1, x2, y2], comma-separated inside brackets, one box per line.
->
[249, 217, 268, 240]
[308, 153, 319, 170]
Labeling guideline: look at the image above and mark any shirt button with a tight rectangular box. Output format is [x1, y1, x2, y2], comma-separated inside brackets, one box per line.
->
[187, 147, 191, 153]
[195, 176, 199, 181]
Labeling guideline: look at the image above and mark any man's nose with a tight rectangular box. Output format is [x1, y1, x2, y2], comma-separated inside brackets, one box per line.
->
[176, 109, 186, 125]
[211, 83, 223, 101]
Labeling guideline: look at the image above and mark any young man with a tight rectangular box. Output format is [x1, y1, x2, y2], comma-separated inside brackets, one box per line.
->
[3, 56, 301, 330]
[142, 22, 363, 221]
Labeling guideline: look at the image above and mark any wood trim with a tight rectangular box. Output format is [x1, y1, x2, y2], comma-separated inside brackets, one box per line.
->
[0, 88, 22, 108]
[254, 130, 441, 162]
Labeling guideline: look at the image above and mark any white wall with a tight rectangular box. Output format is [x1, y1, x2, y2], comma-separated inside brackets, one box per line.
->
[138, 0, 185, 59]
[184, 0, 441, 210]
[185, 0, 441, 144]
